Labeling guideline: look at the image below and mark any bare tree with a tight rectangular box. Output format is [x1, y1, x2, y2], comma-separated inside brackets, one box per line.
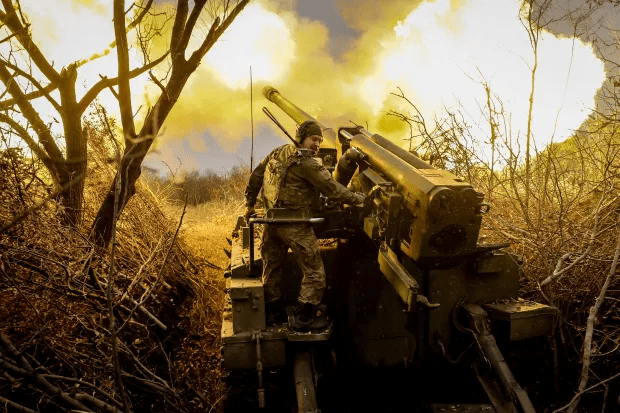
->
[91, 0, 249, 247]
[0, 0, 160, 225]
[0, 0, 249, 237]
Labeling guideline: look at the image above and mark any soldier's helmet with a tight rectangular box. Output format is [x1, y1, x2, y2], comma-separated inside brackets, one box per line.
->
[294, 120, 323, 144]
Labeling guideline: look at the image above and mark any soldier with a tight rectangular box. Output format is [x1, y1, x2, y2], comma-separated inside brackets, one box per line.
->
[244, 120, 364, 330]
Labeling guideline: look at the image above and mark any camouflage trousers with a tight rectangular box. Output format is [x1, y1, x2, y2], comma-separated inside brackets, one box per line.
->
[261, 223, 326, 305]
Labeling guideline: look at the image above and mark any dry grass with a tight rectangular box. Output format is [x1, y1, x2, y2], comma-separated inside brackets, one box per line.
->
[4, 114, 620, 412]
[0, 128, 245, 412]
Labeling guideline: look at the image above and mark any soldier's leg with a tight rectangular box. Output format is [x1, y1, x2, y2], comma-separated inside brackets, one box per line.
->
[278, 224, 325, 306]
[260, 225, 287, 303]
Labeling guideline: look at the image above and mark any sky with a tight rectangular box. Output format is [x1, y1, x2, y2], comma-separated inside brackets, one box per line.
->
[6, 0, 610, 175]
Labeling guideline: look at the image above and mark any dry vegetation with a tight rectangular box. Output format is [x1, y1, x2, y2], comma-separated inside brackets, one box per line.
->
[1, 0, 618, 411]
[392, 86, 620, 410]
[3, 106, 620, 412]
[0, 121, 248, 412]
[2, 112, 620, 412]
[484, 126, 620, 413]
[3, 101, 620, 413]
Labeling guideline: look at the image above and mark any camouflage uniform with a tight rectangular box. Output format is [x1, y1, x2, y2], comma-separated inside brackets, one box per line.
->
[245, 144, 363, 305]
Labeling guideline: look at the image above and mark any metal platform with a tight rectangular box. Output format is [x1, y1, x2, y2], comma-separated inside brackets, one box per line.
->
[431, 404, 495, 413]
[285, 306, 333, 341]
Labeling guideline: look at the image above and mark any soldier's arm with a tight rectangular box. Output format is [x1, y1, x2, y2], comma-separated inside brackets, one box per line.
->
[244, 155, 270, 207]
[302, 160, 364, 205]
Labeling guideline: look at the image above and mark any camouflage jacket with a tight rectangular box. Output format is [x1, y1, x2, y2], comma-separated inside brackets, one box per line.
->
[245, 144, 361, 210]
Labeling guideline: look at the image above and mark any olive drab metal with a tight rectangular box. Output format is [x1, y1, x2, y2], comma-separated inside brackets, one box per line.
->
[221, 86, 559, 413]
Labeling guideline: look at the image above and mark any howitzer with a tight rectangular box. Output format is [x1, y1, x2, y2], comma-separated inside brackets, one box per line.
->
[221, 86, 558, 413]
[264, 86, 484, 263]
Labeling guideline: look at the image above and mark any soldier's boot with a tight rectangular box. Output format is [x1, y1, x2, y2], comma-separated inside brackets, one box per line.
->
[307, 304, 329, 330]
[290, 303, 329, 331]
[290, 303, 314, 331]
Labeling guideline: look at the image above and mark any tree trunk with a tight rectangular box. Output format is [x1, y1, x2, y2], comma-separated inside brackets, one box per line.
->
[90, 0, 250, 248]
[58, 65, 87, 226]
[90, 70, 190, 247]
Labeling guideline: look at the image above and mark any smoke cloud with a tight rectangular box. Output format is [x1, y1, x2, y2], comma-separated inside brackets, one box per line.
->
[159, 0, 605, 168]
[6, 0, 607, 171]
[357, 0, 605, 160]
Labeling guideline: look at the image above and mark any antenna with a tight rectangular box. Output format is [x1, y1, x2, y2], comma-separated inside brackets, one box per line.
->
[262, 107, 299, 147]
[250, 67, 254, 172]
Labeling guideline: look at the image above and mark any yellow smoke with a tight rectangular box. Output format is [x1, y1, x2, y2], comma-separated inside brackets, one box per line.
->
[337, 0, 426, 31]
[357, 0, 605, 159]
[160, 0, 605, 166]
[9, 0, 148, 133]
[204, 3, 296, 89]
[6, 0, 607, 170]
[160, 0, 385, 153]
[19, 1, 113, 73]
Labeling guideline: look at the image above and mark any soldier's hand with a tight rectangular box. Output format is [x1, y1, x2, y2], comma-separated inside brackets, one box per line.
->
[244, 206, 255, 223]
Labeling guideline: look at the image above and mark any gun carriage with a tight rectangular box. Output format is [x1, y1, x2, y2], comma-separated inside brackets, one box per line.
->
[221, 86, 558, 412]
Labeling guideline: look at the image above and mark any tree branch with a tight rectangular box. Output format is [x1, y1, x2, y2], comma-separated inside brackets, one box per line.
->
[0, 2, 61, 83]
[0, 25, 23, 44]
[78, 51, 169, 114]
[114, 0, 137, 143]
[104, 111, 130, 413]
[119, 343, 172, 390]
[148, 70, 168, 99]
[0, 171, 85, 234]
[553, 370, 620, 413]
[116, 197, 186, 334]
[43, 375, 123, 410]
[0, 58, 60, 111]
[0, 62, 65, 179]
[189, 0, 249, 66]
[176, 0, 208, 58]
[75, 0, 154, 68]
[0, 82, 58, 110]
[74, 394, 123, 413]
[0, 114, 57, 179]
[170, 0, 189, 57]
[565, 228, 620, 413]
[0, 337, 94, 412]
[0, 396, 36, 413]
[540, 190, 608, 287]
[90, 0, 249, 248]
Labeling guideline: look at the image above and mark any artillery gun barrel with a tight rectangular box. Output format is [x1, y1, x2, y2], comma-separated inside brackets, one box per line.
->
[263, 86, 337, 149]
[348, 131, 480, 259]
[350, 133, 437, 194]
[340, 128, 433, 170]
[358, 128, 434, 170]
